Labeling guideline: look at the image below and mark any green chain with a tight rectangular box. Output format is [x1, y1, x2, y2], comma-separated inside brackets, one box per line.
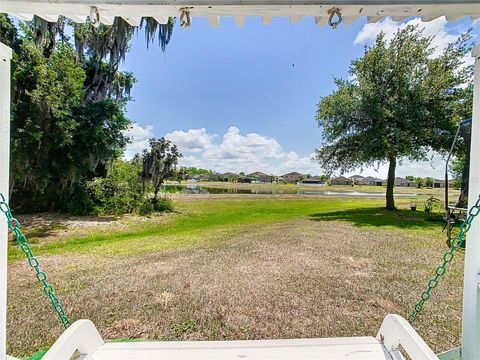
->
[408, 195, 480, 323]
[0, 193, 71, 329]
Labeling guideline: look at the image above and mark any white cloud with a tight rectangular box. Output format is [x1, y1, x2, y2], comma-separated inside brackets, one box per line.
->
[165, 128, 215, 153]
[123, 123, 154, 159]
[355, 16, 467, 59]
[165, 126, 322, 175]
[126, 124, 448, 179]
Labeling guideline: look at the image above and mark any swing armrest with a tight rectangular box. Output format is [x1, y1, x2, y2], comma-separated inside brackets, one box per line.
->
[377, 314, 439, 360]
[42, 320, 104, 360]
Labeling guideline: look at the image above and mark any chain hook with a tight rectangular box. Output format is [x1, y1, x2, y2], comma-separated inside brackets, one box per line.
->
[327, 7, 342, 29]
[408, 195, 480, 323]
[90, 6, 101, 28]
[180, 7, 194, 28]
[0, 192, 71, 328]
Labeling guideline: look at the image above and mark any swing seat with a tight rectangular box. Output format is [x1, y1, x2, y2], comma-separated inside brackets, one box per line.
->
[39, 314, 439, 360]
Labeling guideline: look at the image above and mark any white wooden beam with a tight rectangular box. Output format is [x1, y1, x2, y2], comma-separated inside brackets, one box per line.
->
[153, 16, 169, 24]
[314, 16, 327, 26]
[342, 16, 358, 24]
[367, 15, 384, 23]
[2, 1, 480, 24]
[421, 15, 441, 22]
[0, 41, 12, 360]
[67, 14, 87, 23]
[288, 15, 301, 23]
[462, 44, 480, 360]
[123, 16, 142, 26]
[234, 15, 244, 26]
[13, 13, 34, 21]
[445, 14, 463, 21]
[208, 15, 220, 26]
[36, 14, 59, 22]
[99, 15, 115, 25]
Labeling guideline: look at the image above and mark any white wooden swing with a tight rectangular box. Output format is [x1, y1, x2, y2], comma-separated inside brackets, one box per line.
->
[1, 1, 480, 359]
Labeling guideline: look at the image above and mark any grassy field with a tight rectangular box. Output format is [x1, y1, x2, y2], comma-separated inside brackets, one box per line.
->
[6, 195, 464, 358]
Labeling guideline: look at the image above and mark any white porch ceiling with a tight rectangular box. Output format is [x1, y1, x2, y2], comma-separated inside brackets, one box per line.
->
[1, 1, 479, 26]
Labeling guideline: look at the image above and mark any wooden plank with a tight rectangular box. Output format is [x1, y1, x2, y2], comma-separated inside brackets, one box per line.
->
[153, 16, 169, 24]
[342, 16, 358, 24]
[421, 15, 441, 21]
[99, 15, 115, 25]
[462, 42, 480, 360]
[234, 15, 244, 26]
[2, 1, 480, 23]
[367, 15, 384, 23]
[123, 16, 142, 26]
[92, 337, 389, 360]
[314, 16, 327, 26]
[289, 15, 301, 23]
[0, 42, 12, 360]
[208, 15, 220, 26]
[36, 14, 59, 22]
[12, 13, 33, 20]
[67, 14, 87, 23]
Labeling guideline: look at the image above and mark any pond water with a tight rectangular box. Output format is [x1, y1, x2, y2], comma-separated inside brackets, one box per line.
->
[161, 184, 416, 197]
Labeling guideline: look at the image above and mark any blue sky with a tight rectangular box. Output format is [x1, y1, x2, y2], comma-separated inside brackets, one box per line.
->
[122, 16, 479, 178]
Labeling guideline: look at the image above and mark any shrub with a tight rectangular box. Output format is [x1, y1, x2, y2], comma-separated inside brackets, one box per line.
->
[152, 196, 174, 212]
[70, 160, 175, 216]
[424, 196, 441, 214]
[138, 199, 154, 216]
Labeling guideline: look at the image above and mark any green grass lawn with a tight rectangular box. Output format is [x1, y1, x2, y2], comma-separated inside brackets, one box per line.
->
[7, 196, 460, 358]
[10, 197, 393, 260]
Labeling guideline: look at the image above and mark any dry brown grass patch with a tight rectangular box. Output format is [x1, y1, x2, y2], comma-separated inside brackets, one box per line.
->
[7, 216, 463, 357]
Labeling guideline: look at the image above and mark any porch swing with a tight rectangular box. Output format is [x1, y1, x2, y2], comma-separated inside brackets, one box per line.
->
[1, 1, 480, 360]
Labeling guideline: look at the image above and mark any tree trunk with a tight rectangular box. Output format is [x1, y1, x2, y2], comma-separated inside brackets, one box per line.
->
[386, 156, 397, 210]
[153, 184, 160, 201]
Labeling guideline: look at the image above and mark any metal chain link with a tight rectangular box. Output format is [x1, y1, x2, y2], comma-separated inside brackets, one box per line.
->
[408, 195, 480, 323]
[0, 193, 71, 329]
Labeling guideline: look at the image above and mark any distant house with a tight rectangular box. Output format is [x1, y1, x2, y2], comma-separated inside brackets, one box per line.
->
[433, 179, 455, 188]
[247, 171, 274, 183]
[281, 172, 303, 183]
[189, 174, 208, 182]
[331, 176, 353, 186]
[300, 176, 326, 185]
[349, 175, 365, 184]
[237, 175, 251, 183]
[361, 176, 386, 186]
[219, 172, 238, 182]
[208, 173, 223, 181]
[394, 177, 416, 187]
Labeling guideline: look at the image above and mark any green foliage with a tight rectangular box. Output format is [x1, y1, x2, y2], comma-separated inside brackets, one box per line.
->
[152, 196, 174, 212]
[182, 167, 214, 175]
[140, 138, 182, 200]
[170, 319, 197, 339]
[138, 199, 155, 216]
[315, 25, 473, 210]
[1, 14, 178, 213]
[71, 160, 175, 216]
[0, 15, 137, 212]
[424, 196, 441, 214]
[424, 177, 434, 188]
[70, 160, 142, 215]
